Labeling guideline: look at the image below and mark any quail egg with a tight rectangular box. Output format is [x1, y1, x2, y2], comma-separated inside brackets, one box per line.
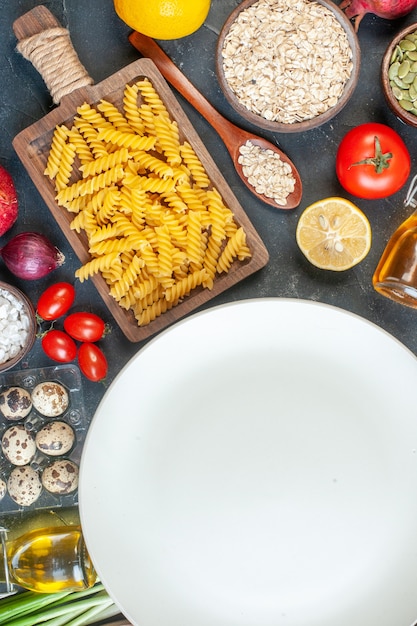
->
[0, 386, 32, 420]
[42, 459, 79, 494]
[7, 465, 42, 506]
[31, 382, 69, 417]
[0, 477, 6, 501]
[1, 424, 36, 466]
[35, 421, 75, 456]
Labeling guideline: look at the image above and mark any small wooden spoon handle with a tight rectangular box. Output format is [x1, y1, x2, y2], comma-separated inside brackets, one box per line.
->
[13, 5, 93, 105]
[129, 31, 243, 148]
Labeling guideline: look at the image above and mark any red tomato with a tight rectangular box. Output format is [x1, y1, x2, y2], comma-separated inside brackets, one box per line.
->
[336, 123, 411, 199]
[78, 343, 108, 382]
[42, 330, 77, 363]
[64, 312, 106, 342]
[37, 282, 75, 321]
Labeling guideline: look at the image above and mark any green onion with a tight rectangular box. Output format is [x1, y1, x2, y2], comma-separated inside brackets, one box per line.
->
[0, 590, 71, 624]
[81, 603, 123, 625]
[0, 583, 124, 626]
[63, 598, 114, 626]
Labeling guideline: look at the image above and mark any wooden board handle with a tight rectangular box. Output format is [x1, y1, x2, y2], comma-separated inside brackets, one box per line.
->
[13, 5, 93, 105]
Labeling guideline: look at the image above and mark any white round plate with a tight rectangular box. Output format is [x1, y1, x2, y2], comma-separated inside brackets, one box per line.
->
[79, 299, 417, 626]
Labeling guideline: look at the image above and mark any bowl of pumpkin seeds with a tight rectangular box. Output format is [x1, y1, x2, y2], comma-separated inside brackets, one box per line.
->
[382, 22, 417, 127]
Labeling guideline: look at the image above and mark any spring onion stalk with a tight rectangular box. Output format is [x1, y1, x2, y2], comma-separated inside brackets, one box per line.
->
[28, 604, 97, 626]
[6, 593, 112, 626]
[44, 584, 107, 607]
[0, 583, 122, 626]
[0, 590, 71, 624]
[63, 598, 115, 626]
[81, 604, 124, 626]
[6, 595, 110, 626]
[0, 585, 98, 624]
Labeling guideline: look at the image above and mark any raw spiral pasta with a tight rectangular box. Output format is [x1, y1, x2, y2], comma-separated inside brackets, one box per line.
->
[75, 252, 122, 282]
[123, 83, 146, 134]
[44, 124, 70, 179]
[79, 148, 130, 178]
[217, 227, 251, 273]
[137, 78, 170, 118]
[54, 141, 76, 192]
[68, 128, 94, 166]
[97, 99, 133, 133]
[180, 142, 211, 188]
[97, 127, 157, 152]
[44, 76, 252, 327]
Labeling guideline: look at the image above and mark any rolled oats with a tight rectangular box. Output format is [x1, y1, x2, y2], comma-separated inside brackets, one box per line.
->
[238, 140, 296, 205]
[221, 0, 353, 124]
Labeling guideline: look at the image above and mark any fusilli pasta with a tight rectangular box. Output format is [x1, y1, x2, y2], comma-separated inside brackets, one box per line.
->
[44, 77, 252, 327]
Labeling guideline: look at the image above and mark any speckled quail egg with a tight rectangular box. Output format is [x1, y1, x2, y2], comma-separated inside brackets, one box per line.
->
[7, 465, 42, 506]
[35, 421, 75, 456]
[0, 386, 32, 420]
[31, 382, 69, 418]
[42, 459, 79, 494]
[0, 477, 6, 501]
[1, 424, 36, 466]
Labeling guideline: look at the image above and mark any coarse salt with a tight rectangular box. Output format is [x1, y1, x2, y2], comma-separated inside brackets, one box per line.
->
[0, 288, 30, 364]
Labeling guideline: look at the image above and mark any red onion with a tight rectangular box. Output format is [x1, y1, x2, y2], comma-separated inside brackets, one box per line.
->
[341, 0, 417, 30]
[0, 232, 65, 280]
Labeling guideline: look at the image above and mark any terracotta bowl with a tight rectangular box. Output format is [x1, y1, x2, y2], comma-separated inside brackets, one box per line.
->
[0, 281, 37, 373]
[382, 22, 417, 128]
[215, 0, 360, 133]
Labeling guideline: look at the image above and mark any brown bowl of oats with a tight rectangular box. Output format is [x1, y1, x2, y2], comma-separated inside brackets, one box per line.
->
[382, 22, 417, 128]
[216, 0, 360, 133]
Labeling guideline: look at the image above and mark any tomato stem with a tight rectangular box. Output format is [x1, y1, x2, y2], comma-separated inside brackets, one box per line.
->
[35, 315, 55, 338]
[350, 136, 392, 174]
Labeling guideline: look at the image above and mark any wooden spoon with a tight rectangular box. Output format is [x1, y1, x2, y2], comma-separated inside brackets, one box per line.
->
[129, 32, 302, 210]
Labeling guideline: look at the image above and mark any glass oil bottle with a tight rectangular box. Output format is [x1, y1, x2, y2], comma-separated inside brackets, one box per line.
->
[0, 507, 96, 595]
[373, 175, 417, 305]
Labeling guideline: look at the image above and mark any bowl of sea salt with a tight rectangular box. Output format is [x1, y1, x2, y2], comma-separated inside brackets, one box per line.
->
[0, 282, 36, 372]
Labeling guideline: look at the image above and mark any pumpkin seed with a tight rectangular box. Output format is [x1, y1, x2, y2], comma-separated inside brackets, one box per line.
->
[400, 98, 415, 111]
[393, 75, 409, 89]
[398, 59, 411, 78]
[409, 83, 417, 100]
[400, 39, 416, 51]
[408, 50, 417, 61]
[388, 61, 400, 79]
[391, 84, 403, 100]
[391, 45, 403, 63]
[402, 71, 415, 84]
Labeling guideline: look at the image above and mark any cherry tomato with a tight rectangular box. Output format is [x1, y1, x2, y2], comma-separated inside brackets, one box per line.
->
[37, 282, 75, 321]
[336, 123, 411, 199]
[41, 330, 77, 363]
[78, 343, 108, 382]
[64, 312, 106, 342]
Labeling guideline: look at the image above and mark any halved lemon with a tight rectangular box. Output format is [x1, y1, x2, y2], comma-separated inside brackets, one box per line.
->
[296, 197, 372, 271]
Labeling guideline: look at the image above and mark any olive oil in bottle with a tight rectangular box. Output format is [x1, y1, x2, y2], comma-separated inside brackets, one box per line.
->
[6, 525, 97, 593]
[373, 175, 417, 306]
[0, 509, 97, 594]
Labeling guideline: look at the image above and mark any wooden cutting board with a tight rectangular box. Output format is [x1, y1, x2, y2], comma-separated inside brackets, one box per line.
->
[12, 6, 269, 342]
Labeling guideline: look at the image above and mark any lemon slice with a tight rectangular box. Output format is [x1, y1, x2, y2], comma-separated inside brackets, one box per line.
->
[296, 197, 372, 271]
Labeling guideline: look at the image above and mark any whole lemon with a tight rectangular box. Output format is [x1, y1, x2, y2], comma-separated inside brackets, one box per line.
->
[114, 0, 211, 40]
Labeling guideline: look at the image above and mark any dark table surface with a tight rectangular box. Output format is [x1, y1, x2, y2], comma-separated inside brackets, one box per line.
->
[1, 0, 417, 509]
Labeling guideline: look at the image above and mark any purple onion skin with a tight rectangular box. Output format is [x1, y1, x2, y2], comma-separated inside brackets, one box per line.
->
[0, 232, 65, 280]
